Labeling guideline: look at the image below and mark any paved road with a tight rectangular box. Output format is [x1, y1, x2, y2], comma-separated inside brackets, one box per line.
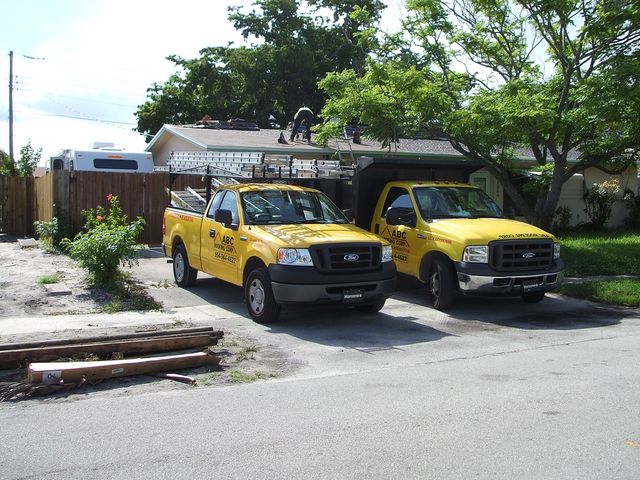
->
[1, 252, 639, 479]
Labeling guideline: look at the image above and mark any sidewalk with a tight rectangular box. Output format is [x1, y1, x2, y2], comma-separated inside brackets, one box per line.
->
[0, 304, 244, 340]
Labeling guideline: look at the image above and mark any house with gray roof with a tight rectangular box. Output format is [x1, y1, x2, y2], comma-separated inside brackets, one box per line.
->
[146, 124, 637, 227]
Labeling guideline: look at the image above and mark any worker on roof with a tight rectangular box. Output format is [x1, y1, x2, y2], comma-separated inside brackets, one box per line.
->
[289, 106, 314, 143]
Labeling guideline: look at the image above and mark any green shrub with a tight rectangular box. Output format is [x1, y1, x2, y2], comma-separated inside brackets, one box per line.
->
[552, 205, 572, 232]
[34, 217, 59, 251]
[583, 180, 620, 228]
[63, 194, 145, 286]
[623, 189, 640, 228]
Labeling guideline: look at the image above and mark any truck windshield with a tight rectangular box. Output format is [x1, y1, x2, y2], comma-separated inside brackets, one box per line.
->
[413, 186, 504, 220]
[241, 189, 349, 225]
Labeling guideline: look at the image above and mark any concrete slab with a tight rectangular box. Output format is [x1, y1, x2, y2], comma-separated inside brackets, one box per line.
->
[43, 282, 73, 296]
[17, 238, 38, 248]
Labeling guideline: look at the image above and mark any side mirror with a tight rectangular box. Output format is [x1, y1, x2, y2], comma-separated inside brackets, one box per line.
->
[214, 209, 234, 227]
[386, 207, 416, 227]
[343, 208, 355, 223]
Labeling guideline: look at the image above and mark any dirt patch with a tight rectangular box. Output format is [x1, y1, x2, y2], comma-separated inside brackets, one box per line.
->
[0, 327, 295, 403]
[0, 236, 298, 401]
[0, 237, 107, 317]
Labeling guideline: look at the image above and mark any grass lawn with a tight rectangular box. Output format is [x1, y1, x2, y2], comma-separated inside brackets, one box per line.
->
[557, 230, 640, 306]
[560, 279, 640, 307]
[558, 230, 640, 277]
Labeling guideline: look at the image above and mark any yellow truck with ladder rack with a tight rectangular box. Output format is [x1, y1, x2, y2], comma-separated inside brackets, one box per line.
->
[162, 155, 396, 323]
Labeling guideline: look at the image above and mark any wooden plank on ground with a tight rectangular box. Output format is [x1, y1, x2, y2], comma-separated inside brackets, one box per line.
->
[0, 326, 219, 351]
[28, 349, 221, 383]
[0, 333, 223, 369]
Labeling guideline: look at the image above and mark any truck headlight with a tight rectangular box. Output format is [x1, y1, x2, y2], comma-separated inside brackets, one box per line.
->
[463, 245, 488, 263]
[382, 245, 393, 263]
[277, 248, 313, 266]
[554, 242, 561, 260]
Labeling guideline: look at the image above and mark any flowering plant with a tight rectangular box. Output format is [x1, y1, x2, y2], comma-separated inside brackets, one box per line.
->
[63, 194, 145, 285]
[584, 180, 621, 228]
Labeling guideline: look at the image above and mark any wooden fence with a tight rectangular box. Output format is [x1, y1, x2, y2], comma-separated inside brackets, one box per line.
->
[0, 175, 35, 235]
[0, 171, 205, 244]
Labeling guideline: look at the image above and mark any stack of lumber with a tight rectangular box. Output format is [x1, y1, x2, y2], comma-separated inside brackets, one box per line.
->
[0, 326, 224, 385]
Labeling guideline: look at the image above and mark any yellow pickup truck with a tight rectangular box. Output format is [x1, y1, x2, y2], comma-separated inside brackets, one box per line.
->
[366, 180, 564, 310]
[162, 183, 396, 323]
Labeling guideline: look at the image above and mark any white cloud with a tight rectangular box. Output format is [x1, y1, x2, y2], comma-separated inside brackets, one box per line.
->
[1, 0, 252, 164]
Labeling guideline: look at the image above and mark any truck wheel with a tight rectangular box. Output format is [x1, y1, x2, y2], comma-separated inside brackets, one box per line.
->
[173, 244, 197, 287]
[245, 268, 281, 323]
[355, 298, 386, 314]
[429, 258, 456, 311]
[522, 292, 545, 303]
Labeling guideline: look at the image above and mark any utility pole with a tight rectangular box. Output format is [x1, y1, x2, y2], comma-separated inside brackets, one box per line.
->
[8, 50, 14, 162]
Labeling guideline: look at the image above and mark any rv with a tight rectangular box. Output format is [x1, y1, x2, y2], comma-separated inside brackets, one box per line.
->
[49, 142, 154, 173]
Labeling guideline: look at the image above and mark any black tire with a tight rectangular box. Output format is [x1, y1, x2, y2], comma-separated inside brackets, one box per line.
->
[522, 291, 546, 303]
[245, 268, 281, 323]
[355, 298, 386, 314]
[428, 257, 456, 311]
[173, 244, 197, 287]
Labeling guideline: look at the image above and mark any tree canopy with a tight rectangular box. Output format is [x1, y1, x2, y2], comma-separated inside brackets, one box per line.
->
[0, 140, 41, 176]
[134, 0, 385, 139]
[317, 0, 640, 228]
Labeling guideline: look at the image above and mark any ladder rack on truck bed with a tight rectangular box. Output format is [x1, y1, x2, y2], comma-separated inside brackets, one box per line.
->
[166, 151, 355, 212]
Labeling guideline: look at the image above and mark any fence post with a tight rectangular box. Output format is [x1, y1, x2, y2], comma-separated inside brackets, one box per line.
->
[52, 171, 71, 231]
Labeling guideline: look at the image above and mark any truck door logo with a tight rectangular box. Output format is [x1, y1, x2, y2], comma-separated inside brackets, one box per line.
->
[344, 254, 360, 262]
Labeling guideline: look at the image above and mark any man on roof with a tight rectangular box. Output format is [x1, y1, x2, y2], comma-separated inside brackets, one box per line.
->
[289, 106, 314, 143]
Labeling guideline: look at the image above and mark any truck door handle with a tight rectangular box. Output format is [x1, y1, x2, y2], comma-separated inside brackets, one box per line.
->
[417, 234, 427, 239]
[209, 229, 216, 238]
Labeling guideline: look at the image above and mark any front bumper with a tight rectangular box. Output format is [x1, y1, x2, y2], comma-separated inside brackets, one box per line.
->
[455, 260, 564, 296]
[268, 263, 396, 305]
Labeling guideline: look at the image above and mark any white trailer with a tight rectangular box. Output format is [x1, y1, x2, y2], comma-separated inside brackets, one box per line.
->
[49, 143, 154, 173]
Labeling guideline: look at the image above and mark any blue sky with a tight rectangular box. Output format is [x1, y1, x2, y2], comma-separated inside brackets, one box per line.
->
[0, 0, 403, 165]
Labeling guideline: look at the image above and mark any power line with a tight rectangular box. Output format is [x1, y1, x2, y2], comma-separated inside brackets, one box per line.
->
[14, 87, 139, 108]
[42, 112, 136, 125]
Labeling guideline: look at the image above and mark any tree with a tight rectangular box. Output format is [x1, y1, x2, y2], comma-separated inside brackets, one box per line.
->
[0, 141, 41, 176]
[17, 140, 42, 177]
[317, 0, 640, 229]
[135, 0, 386, 139]
[0, 148, 17, 176]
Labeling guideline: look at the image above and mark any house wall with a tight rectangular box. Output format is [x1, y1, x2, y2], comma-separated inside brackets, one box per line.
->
[557, 165, 638, 227]
[469, 169, 504, 208]
[151, 135, 206, 166]
[475, 165, 638, 227]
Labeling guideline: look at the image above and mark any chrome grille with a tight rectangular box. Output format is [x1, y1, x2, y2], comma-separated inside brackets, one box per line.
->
[489, 239, 554, 272]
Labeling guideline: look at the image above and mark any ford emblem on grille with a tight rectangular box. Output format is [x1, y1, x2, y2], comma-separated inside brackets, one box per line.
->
[344, 253, 360, 262]
[522, 252, 536, 259]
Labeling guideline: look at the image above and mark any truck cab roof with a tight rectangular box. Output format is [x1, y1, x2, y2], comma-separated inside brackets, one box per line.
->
[385, 180, 475, 189]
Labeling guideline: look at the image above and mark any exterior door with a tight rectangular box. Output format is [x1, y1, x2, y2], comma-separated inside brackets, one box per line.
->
[201, 190, 241, 284]
[375, 186, 420, 277]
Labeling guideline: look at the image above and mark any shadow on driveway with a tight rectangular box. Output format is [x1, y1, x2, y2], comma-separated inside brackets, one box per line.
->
[264, 307, 452, 350]
[395, 279, 629, 330]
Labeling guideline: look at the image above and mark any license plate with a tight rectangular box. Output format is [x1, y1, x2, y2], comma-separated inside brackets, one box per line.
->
[522, 279, 540, 293]
[342, 288, 364, 303]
